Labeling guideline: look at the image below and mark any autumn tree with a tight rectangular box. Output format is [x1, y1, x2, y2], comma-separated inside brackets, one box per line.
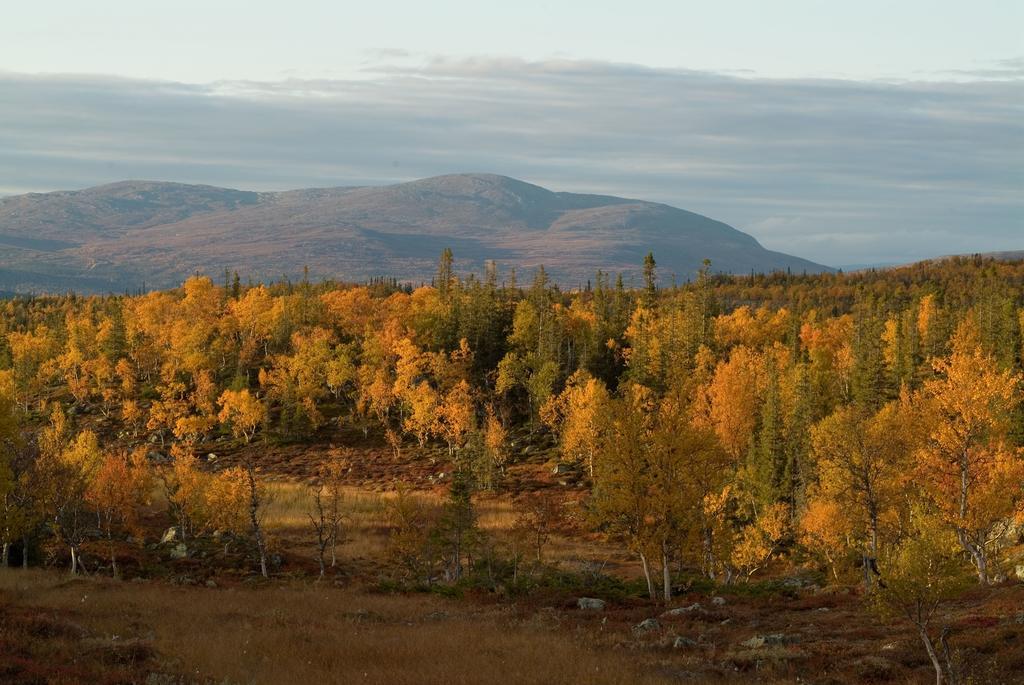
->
[914, 318, 1023, 584]
[807, 400, 918, 590]
[48, 430, 105, 574]
[482, 406, 509, 478]
[731, 502, 790, 579]
[218, 388, 271, 577]
[592, 387, 725, 601]
[307, 454, 347, 578]
[204, 466, 251, 541]
[798, 498, 849, 581]
[542, 370, 610, 477]
[435, 380, 476, 456]
[0, 376, 28, 567]
[873, 515, 972, 685]
[88, 449, 151, 578]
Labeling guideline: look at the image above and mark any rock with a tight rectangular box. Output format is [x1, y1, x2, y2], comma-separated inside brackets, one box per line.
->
[169, 543, 188, 560]
[160, 527, 180, 544]
[632, 618, 661, 636]
[782, 576, 814, 589]
[205, 579, 218, 588]
[711, 595, 726, 606]
[206, 453, 218, 462]
[577, 597, 606, 611]
[673, 636, 698, 649]
[552, 462, 574, 475]
[740, 633, 790, 649]
[662, 603, 702, 617]
[148, 433, 160, 444]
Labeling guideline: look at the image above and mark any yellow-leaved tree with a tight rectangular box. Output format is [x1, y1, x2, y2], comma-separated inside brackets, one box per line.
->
[218, 388, 270, 577]
[542, 370, 610, 477]
[805, 399, 918, 590]
[0, 372, 28, 567]
[873, 514, 972, 685]
[915, 317, 1023, 584]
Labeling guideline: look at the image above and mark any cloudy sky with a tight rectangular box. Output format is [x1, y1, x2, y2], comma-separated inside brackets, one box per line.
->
[1, 1, 1021, 267]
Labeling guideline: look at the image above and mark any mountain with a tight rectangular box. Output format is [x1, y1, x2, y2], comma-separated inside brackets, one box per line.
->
[0, 173, 832, 293]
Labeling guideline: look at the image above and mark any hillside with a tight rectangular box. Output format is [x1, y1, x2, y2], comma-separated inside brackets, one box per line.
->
[0, 173, 832, 293]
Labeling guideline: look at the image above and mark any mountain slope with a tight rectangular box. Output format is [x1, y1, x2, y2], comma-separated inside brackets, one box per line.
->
[0, 173, 832, 293]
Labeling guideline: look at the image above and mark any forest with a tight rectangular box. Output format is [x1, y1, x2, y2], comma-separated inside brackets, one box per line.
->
[2, 251, 1024, 684]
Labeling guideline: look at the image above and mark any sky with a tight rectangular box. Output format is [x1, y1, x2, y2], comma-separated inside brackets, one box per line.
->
[1, 0, 1021, 267]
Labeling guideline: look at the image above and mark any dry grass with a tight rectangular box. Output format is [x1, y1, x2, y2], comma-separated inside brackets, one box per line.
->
[0, 570, 673, 685]
[262, 481, 629, 575]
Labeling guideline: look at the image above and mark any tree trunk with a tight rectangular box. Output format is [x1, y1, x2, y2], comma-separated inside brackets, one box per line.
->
[956, 528, 988, 584]
[69, 545, 79, 576]
[22, 536, 29, 569]
[703, 526, 716, 580]
[918, 624, 945, 685]
[639, 551, 655, 600]
[109, 538, 119, 580]
[1, 542, 8, 568]
[661, 541, 672, 603]
[246, 465, 268, 578]
[940, 628, 958, 685]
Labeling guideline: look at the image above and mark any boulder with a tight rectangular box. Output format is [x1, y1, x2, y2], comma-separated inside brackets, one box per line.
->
[662, 603, 702, 617]
[632, 618, 661, 636]
[160, 527, 180, 545]
[577, 597, 606, 611]
[741, 633, 790, 649]
[169, 543, 188, 560]
[711, 595, 726, 606]
[552, 462, 574, 475]
[673, 636, 698, 649]
[206, 453, 218, 462]
[782, 576, 814, 589]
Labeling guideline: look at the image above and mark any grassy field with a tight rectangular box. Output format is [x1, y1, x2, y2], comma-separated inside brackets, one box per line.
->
[0, 570, 673, 685]
[5, 445, 1024, 684]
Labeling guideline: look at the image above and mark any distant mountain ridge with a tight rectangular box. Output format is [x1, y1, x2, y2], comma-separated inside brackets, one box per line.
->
[0, 173, 833, 293]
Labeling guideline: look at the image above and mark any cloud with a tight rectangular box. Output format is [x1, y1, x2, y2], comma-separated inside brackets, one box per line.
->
[0, 58, 1020, 265]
